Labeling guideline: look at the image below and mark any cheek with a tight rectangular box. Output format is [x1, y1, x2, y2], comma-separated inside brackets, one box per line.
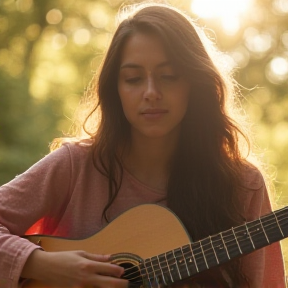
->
[173, 88, 190, 116]
[118, 91, 137, 123]
[118, 83, 142, 111]
[118, 84, 130, 116]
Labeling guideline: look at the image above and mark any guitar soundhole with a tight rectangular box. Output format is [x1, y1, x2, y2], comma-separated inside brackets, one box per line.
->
[120, 262, 143, 286]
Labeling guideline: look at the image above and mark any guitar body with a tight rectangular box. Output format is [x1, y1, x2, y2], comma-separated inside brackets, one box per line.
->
[22, 204, 288, 288]
[23, 204, 191, 288]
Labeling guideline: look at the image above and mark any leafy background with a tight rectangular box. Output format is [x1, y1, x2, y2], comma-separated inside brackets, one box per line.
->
[1, 0, 288, 274]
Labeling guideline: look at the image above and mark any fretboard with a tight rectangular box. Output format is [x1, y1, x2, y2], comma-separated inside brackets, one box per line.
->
[140, 207, 288, 287]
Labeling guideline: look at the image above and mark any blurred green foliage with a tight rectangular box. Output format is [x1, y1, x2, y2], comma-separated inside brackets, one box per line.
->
[1, 0, 288, 275]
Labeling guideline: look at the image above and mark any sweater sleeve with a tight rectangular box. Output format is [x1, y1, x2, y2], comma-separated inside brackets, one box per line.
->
[239, 169, 286, 288]
[0, 145, 73, 288]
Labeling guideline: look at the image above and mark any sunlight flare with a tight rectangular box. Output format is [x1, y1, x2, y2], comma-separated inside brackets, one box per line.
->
[191, 0, 253, 34]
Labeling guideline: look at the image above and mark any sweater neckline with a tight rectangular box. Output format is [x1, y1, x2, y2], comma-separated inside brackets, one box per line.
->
[123, 167, 167, 196]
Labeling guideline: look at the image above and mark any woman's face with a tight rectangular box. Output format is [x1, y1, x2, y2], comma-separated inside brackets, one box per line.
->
[118, 32, 190, 140]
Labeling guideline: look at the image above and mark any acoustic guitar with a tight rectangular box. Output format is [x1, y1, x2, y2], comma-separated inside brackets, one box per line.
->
[22, 204, 288, 288]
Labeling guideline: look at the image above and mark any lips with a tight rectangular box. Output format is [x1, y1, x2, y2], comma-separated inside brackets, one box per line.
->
[140, 108, 168, 120]
[141, 108, 168, 114]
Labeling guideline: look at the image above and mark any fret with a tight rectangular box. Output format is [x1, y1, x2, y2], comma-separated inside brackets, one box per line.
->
[274, 212, 285, 237]
[199, 236, 218, 267]
[221, 229, 241, 259]
[156, 255, 168, 286]
[209, 235, 219, 264]
[158, 253, 173, 285]
[181, 244, 198, 276]
[180, 246, 191, 277]
[259, 218, 270, 244]
[199, 240, 209, 269]
[165, 251, 181, 282]
[143, 258, 154, 287]
[190, 241, 208, 272]
[246, 219, 269, 249]
[260, 212, 286, 243]
[245, 223, 255, 249]
[232, 227, 243, 255]
[189, 243, 199, 273]
[275, 208, 288, 238]
[164, 252, 174, 284]
[172, 249, 182, 280]
[233, 224, 255, 254]
[140, 262, 153, 288]
[150, 256, 164, 287]
[219, 232, 230, 259]
[210, 234, 230, 264]
[172, 247, 190, 279]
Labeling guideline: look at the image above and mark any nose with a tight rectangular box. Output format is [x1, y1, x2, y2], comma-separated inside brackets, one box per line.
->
[143, 75, 162, 101]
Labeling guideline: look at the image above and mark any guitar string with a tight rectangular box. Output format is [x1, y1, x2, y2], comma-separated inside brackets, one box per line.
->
[124, 238, 287, 285]
[122, 212, 288, 283]
[123, 212, 288, 281]
[123, 215, 287, 285]
[124, 211, 288, 278]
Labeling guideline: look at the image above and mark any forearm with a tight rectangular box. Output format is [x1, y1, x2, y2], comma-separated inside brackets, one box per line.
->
[0, 230, 40, 288]
[21, 249, 47, 280]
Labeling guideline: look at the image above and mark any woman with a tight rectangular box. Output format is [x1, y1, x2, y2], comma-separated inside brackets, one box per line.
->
[0, 3, 285, 288]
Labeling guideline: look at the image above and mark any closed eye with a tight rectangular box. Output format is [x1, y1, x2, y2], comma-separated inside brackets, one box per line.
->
[161, 75, 179, 81]
[125, 77, 141, 84]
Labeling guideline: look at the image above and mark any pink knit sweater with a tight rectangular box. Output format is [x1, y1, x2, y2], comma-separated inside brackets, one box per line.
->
[0, 142, 286, 288]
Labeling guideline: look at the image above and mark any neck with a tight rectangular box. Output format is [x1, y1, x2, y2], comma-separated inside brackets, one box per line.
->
[123, 131, 179, 190]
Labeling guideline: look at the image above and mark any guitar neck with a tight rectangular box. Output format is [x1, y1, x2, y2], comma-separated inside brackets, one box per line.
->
[141, 207, 288, 286]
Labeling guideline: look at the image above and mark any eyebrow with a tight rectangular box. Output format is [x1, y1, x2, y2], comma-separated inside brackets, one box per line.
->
[120, 61, 172, 70]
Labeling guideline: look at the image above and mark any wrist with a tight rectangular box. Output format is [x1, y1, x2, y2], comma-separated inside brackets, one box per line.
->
[21, 249, 47, 280]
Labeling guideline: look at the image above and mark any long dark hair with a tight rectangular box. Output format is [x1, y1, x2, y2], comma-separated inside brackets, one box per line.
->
[58, 3, 257, 286]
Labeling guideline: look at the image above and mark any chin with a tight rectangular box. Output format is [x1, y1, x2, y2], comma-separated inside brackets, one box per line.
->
[141, 129, 177, 139]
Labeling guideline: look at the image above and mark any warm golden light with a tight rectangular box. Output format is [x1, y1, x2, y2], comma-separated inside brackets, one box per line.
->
[244, 27, 273, 58]
[273, 0, 288, 14]
[191, 0, 253, 35]
[52, 33, 67, 50]
[46, 9, 63, 25]
[73, 28, 91, 46]
[16, 0, 33, 13]
[89, 4, 109, 28]
[191, 0, 251, 18]
[266, 56, 288, 84]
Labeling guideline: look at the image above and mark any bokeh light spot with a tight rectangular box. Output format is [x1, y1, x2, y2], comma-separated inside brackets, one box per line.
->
[16, 0, 33, 13]
[221, 16, 240, 35]
[29, 77, 50, 100]
[52, 33, 67, 50]
[89, 6, 109, 28]
[46, 9, 63, 25]
[73, 29, 91, 46]
[273, 0, 288, 14]
[244, 28, 272, 57]
[25, 24, 41, 41]
[266, 57, 288, 84]
[62, 17, 82, 33]
[229, 46, 250, 68]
